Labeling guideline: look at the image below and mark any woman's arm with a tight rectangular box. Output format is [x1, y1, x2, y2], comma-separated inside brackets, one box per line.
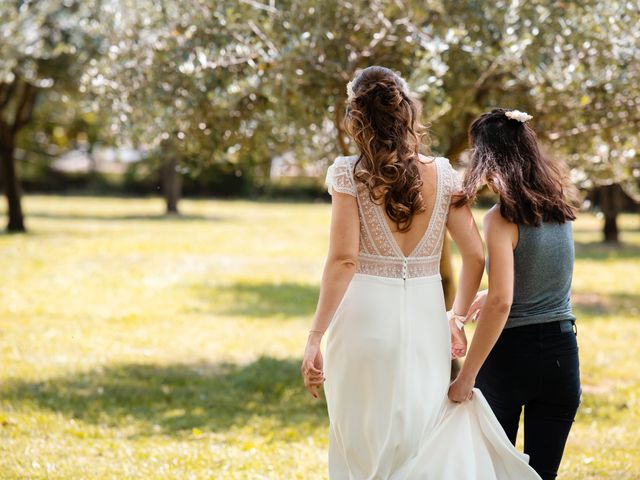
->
[446, 204, 485, 318]
[309, 191, 360, 333]
[446, 203, 485, 358]
[302, 190, 359, 398]
[448, 207, 517, 402]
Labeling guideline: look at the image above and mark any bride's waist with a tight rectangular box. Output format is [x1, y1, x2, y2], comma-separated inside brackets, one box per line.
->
[357, 252, 440, 263]
[356, 253, 442, 280]
[352, 272, 442, 285]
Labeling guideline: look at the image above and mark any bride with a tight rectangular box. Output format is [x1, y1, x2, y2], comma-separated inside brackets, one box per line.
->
[300, 66, 541, 479]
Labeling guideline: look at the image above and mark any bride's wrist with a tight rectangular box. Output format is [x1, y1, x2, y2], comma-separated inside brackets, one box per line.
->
[447, 309, 467, 330]
[307, 330, 324, 342]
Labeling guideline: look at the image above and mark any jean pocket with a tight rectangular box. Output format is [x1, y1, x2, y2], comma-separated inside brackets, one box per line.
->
[553, 351, 581, 405]
[550, 331, 579, 354]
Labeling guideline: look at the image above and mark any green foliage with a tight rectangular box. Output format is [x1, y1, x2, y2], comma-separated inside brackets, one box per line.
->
[0, 0, 101, 128]
[82, 0, 639, 196]
[3, 1, 638, 200]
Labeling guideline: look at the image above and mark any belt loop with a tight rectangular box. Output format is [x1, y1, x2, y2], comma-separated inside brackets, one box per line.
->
[572, 320, 578, 336]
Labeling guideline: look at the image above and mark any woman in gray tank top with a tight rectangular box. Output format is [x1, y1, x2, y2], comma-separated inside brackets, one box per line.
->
[447, 108, 580, 480]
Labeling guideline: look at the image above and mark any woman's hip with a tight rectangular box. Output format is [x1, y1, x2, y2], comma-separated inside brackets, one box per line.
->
[324, 273, 450, 382]
[477, 320, 580, 403]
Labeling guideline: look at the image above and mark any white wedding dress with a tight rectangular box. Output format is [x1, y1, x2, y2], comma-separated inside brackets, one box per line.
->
[322, 155, 541, 480]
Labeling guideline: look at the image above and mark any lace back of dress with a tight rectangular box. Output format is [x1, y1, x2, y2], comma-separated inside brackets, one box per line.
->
[326, 155, 461, 279]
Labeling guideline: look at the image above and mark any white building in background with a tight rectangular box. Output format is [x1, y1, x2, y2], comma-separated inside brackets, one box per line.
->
[52, 147, 142, 174]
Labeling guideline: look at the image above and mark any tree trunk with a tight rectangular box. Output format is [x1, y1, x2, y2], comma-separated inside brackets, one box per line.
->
[0, 143, 25, 232]
[161, 157, 182, 215]
[0, 77, 37, 233]
[444, 132, 470, 164]
[600, 184, 621, 243]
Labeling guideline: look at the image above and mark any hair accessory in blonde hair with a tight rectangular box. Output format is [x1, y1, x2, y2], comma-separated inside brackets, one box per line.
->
[346, 70, 410, 103]
[505, 110, 533, 122]
[396, 75, 410, 97]
[346, 79, 356, 102]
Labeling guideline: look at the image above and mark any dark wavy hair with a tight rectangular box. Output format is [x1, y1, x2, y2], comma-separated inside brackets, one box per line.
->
[344, 66, 429, 232]
[454, 108, 576, 226]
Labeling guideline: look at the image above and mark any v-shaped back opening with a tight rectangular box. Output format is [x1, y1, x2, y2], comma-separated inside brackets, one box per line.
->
[375, 156, 442, 258]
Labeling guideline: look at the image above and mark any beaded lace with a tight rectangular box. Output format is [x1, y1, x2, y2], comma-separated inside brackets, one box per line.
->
[325, 155, 462, 279]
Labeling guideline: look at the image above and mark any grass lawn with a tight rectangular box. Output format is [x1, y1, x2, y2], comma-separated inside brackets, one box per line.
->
[1, 195, 639, 479]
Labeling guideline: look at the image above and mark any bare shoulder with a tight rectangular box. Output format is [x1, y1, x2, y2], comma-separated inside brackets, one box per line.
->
[483, 205, 501, 223]
[416, 153, 437, 165]
[484, 205, 517, 244]
[415, 154, 438, 177]
[484, 205, 512, 230]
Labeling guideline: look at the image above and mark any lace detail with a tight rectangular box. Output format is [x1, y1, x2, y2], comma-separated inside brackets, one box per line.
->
[442, 158, 463, 197]
[325, 156, 358, 196]
[325, 155, 462, 279]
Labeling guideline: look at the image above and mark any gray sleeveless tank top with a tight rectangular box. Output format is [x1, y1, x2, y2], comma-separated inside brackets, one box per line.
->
[504, 220, 576, 329]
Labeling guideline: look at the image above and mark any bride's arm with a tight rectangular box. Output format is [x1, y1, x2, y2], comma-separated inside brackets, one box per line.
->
[446, 204, 485, 317]
[309, 191, 360, 335]
[302, 190, 359, 397]
[448, 208, 517, 401]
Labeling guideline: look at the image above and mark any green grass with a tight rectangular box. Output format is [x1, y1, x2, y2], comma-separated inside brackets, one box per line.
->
[1, 195, 639, 479]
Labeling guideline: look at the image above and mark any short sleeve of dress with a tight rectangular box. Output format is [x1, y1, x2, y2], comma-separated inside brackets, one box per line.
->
[325, 156, 357, 197]
[440, 157, 463, 198]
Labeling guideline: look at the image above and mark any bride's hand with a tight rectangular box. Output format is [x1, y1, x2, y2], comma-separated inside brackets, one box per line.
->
[301, 333, 325, 398]
[467, 289, 488, 323]
[450, 320, 467, 358]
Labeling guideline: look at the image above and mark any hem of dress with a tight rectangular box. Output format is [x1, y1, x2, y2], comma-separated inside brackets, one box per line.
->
[352, 272, 442, 286]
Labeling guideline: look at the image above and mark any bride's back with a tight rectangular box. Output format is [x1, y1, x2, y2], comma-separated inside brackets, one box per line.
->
[384, 154, 439, 256]
[329, 66, 462, 278]
[326, 153, 461, 279]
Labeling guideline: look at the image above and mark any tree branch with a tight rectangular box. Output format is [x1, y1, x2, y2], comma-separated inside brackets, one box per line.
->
[239, 0, 278, 15]
[11, 81, 38, 134]
[248, 20, 279, 56]
[0, 79, 17, 111]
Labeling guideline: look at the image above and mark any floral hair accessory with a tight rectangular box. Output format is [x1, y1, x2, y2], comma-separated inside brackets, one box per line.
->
[505, 109, 533, 122]
[397, 75, 410, 97]
[346, 80, 355, 102]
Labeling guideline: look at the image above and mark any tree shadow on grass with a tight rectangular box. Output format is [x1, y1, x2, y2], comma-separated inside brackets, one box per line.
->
[0, 356, 327, 438]
[191, 281, 319, 318]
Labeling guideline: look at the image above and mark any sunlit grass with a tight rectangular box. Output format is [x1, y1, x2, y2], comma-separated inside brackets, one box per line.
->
[0, 195, 638, 479]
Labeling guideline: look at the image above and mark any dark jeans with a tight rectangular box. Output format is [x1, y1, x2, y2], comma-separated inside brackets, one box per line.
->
[475, 320, 581, 480]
